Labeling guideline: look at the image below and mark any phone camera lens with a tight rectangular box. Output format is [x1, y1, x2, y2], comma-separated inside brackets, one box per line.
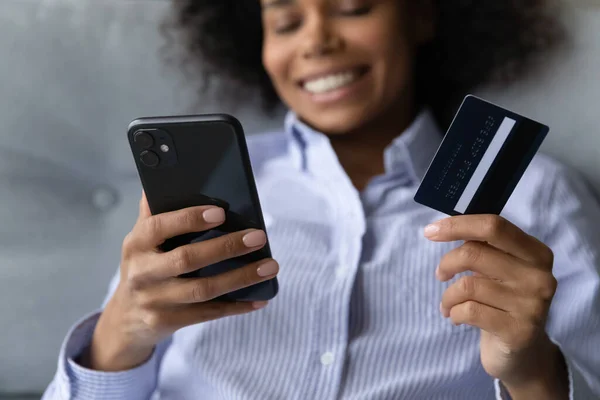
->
[134, 130, 154, 149]
[140, 150, 160, 167]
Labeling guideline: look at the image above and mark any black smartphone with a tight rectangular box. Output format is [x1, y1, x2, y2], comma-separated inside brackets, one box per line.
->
[127, 114, 278, 302]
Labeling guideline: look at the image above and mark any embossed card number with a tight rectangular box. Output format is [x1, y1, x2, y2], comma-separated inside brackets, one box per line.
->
[414, 95, 549, 216]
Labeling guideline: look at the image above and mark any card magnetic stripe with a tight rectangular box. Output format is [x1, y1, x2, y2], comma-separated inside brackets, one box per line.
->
[460, 117, 548, 215]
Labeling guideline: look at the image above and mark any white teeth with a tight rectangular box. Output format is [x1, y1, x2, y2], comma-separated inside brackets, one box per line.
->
[303, 71, 358, 94]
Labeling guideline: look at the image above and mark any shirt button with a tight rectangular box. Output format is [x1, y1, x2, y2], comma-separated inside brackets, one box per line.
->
[92, 187, 118, 211]
[320, 351, 335, 366]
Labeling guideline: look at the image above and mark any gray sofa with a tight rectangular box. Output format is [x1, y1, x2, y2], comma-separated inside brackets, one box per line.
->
[0, 0, 598, 397]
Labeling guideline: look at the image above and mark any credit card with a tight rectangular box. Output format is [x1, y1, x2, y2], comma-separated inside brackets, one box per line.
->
[414, 95, 549, 215]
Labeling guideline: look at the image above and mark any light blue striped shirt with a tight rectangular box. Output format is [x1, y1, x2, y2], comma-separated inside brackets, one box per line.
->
[43, 110, 600, 399]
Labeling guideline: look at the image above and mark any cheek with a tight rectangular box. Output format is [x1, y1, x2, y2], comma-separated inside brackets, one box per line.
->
[262, 39, 292, 92]
[347, 21, 414, 87]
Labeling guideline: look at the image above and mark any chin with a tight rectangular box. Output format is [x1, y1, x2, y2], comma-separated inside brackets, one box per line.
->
[296, 106, 374, 136]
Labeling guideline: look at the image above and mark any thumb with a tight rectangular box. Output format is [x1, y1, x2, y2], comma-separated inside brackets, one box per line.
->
[138, 190, 152, 220]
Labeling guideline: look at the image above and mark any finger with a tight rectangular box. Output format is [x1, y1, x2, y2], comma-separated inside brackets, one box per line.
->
[448, 300, 514, 336]
[156, 229, 267, 278]
[441, 275, 520, 317]
[153, 258, 279, 304]
[164, 300, 269, 331]
[437, 240, 526, 282]
[138, 191, 152, 221]
[133, 206, 227, 249]
[425, 215, 552, 265]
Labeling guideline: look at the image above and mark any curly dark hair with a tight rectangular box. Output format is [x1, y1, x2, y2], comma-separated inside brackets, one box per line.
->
[164, 0, 565, 125]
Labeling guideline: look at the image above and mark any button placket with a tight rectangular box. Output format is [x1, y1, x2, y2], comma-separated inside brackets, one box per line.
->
[300, 133, 367, 399]
[320, 178, 365, 399]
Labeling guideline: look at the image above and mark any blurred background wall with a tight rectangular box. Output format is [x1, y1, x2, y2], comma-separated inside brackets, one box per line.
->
[0, 0, 598, 397]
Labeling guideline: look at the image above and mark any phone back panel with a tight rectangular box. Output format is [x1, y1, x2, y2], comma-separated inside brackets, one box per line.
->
[127, 114, 277, 302]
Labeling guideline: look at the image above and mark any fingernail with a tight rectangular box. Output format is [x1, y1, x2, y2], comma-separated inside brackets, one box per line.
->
[253, 301, 269, 309]
[424, 223, 440, 238]
[440, 302, 449, 318]
[243, 230, 267, 248]
[257, 260, 279, 277]
[203, 207, 225, 223]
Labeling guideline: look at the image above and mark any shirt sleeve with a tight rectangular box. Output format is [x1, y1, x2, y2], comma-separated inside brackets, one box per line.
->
[41, 271, 172, 400]
[518, 163, 600, 399]
[493, 358, 575, 400]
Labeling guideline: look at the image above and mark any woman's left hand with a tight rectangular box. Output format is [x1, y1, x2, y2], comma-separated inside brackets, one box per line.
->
[424, 214, 567, 394]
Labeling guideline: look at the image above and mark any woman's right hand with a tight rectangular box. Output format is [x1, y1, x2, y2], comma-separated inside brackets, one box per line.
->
[83, 193, 279, 372]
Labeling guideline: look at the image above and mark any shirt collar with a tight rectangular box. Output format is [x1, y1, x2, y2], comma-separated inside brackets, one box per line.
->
[284, 108, 442, 183]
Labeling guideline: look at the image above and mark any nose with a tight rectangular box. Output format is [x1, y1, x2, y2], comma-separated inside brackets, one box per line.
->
[300, 14, 343, 59]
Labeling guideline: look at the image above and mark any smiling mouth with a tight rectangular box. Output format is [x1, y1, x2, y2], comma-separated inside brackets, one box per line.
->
[299, 66, 369, 95]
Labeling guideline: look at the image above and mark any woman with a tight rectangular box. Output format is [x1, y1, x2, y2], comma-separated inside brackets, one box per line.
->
[43, 1, 600, 399]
